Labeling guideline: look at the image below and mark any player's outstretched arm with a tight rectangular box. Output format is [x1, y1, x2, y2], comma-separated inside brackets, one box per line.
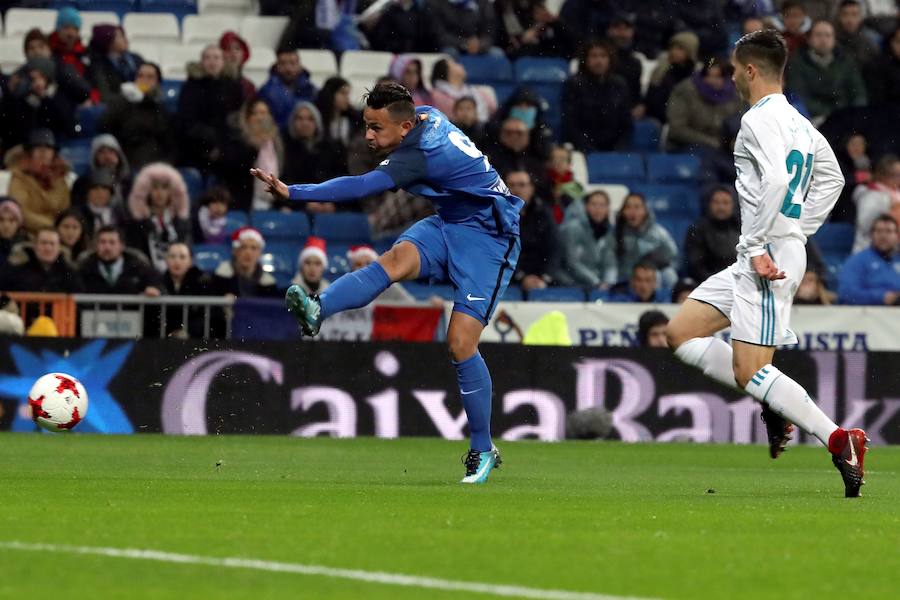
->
[250, 169, 396, 203]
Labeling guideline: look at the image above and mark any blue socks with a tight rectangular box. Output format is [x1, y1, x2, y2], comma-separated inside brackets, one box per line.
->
[319, 262, 391, 319]
[453, 351, 493, 452]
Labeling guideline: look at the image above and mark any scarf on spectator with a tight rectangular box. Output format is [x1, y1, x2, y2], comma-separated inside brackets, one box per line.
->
[808, 49, 835, 69]
[691, 73, 736, 105]
[148, 208, 178, 272]
[86, 203, 114, 231]
[198, 205, 227, 244]
[589, 217, 610, 240]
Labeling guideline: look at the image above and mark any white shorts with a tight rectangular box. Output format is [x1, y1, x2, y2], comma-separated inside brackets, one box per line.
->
[688, 237, 805, 347]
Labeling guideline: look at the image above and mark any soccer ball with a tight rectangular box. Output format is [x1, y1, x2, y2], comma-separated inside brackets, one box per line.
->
[27, 373, 88, 432]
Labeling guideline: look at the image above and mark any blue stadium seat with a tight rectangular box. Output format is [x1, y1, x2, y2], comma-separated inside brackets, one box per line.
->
[646, 153, 701, 183]
[527, 82, 563, 139]
[585, 152, 644, 184]
[223, 210, 248, 235]
[75, 104, 106, 138]
[312, 212, 371, 244]
[262, 242, 301, 287]
[822, 252, 845, 290]
[138, 0, 197, 21]
[457, 54, 513, 85]
[177, 167, 203, 203]
[59, 140, 92, 177]
[629, 183, 699, 218]
[492, 83, 517, 105]
[76, 0, 136, 16]
[252, 211, 311, 241]
[514, 57, 569, 83]
[502, 285, 523, 301]
[160, 79, 182, 113]
[193, 243, 228, 272]
[588, 289, 610, 302]
[629, 119, 661, 152]
[657, 215, 695, 253]
[527, 287, 586, 302]
[814, 222, 854, 255]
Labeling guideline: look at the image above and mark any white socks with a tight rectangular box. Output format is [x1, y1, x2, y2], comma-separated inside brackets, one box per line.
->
[743, 365, 838, 447]
[674, 337, 736, 388]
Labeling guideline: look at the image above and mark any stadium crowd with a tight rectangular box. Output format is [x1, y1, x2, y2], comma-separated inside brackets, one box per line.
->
[0, 0, 899, 338]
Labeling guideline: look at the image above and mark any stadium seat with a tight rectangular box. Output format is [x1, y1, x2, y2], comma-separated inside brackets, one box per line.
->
[160, 78, 183, 111]
[629, 183, 698, 218]
[813, 222, 855, 255]
[261, 242, 300, 287]
[570, 150, 588, 187]
[197, 0, 252, 16]
[75, 1, 136, 17]
[0, 170, 11, 196]
[59, 140, 92, 177]
[656, 215, 694, 253]
[414, 53, 450, 85]
[340, 50, 394, 80]
[585, 152, 644, 184]
[182, 14, 239, 45]
[526, 82, 563, 138]
[346, 75, 376, 107]
[177, 167, 204, 202]
[252, 210, 311, 241]
[160, 44, 205, 80]
[193, 243, 229, 272]
[312, 212, 371, 244]
[629, 119, 661, 152]
[527, 287, 587, 302]
[0, 38, 23, 74]
[223, 210, 248, 235]
[299, 49, 339, 88]
[5, 8, 57, 37]
[74, 104, 107, 138]
[129, 41, 160, 63]
[124, 13, 180, 44]
[243, 46, 275, 88]
[457, 54, 513, 85]
[79, 11, 120, 43]
[514, 57, 569, 83]
[139, 0, 199, 21]
[646, 153, 701, 183]
[239, 15, 289, 50]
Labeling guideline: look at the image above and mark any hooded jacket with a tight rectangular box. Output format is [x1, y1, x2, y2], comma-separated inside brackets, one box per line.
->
[6, 147, 71, 236]
[614, 207, 679, 287]
[785, 46, 868, 120]
[126, 163, 191, 271]
[71, 134, 131, 207]
[257, 65, 318, 128]
[559, 197, 617, 287]
[666, 74, 741, 150]
[281, 101, 346, 187]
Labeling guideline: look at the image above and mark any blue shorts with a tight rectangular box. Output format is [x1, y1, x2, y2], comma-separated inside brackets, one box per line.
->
[397, 215, 520, 325]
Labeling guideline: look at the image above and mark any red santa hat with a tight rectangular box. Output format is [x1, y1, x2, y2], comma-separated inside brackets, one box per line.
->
[231, 226, 265, 249]
[299, 236, 328, 267]
[346, 244, 378, 263]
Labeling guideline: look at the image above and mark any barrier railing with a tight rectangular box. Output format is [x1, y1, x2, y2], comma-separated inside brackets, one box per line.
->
[71, 294, 235, 339]
[5, 292, 77, 336]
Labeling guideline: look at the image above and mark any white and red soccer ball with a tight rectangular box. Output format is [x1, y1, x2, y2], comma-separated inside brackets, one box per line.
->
[27, 373, 88, 432]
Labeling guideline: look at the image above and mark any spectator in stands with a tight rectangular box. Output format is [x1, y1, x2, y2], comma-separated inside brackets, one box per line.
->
[773, 0, 812, 54]
[55, 208, 89, 263]
[488, 87, 553, 160]
[49, 7, 90, 83]
[363, 0, 435, 54]
[614, 192, 678, 288]
[834, 132, 872, 222]
[684, 185, 740, 282]
[671, 277, 697, 304]
[786, 20, 868, 124]
[7, 129, 70, 237]
[608, 262, 665, 303]
[282, 101, 345, 192]
[71, 134, 131, 209]
[486, 118, 548, 195]
[637, 310, 669, 348]
[497, 0, 573, 59]
[839, 214, 900, 305]
[562, 40, 632, 152]
[347, 244, 415, 303]
[558, 0, 612, 49]
[177, 45, 245, 172]
[216, 98, 284, 212]
[0, 227, 82, 293]
[559, 190, 617, 288]
[645, 31, 699, 124]
[86, 25, 143, 103]
[292, 236, 330, 296]
[193, 186, 232, 245]
[162, 242, 214, 338]
[864, 26, 900, 108]
[389, 55, 433, 107]
[79, 225, 162, 296]
[666, 58, 741, 152]
[430, 58, 497, 123]
[451, 97, 486, 148]
[742, 17, 766, 35]
[795, 269, 836, 304]
[673, 0, 729, 58]
[0, 198, 27, 266]
[82, 170, 127, 240]
[853, 154, 900, 251]
[22, 28, 91, 111]
[835, 0, 881, 66]
[258, 49, 317, 129]
[126, 163, 190, 273]
[316, 76, 364, 153]
[546, 145, 584, 223]
[99, 62, 174, 170]
[507, 170, 558, 291]
[0, 56, 76, 150]
[428, 0, 499, 56]
[220, 31, 256, 101]
[273, 0, 331, 50]
[212, 227, 279, 298]
[606, 13, 645, 119]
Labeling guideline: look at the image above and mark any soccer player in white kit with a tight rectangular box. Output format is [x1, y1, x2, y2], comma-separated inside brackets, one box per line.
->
[665, 29, 869, 497]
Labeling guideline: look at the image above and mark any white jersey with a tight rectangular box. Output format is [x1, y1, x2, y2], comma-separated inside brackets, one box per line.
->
[733, 93, 844, 258]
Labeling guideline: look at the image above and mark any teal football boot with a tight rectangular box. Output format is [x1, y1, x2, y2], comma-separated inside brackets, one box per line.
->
[460, 445, 502, 484]
[285, 284, 323, 336]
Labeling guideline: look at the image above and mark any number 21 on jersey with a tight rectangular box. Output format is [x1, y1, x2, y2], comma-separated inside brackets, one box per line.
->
[781, 149, 813, 219]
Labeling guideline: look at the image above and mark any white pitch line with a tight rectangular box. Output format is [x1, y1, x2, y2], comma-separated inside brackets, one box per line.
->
[0, 540, 657, 600]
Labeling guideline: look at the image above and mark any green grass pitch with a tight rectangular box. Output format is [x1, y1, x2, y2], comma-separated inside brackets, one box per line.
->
[0, 434, 897, 599]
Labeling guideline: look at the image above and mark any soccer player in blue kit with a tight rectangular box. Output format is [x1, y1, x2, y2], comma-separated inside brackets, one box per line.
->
[251, 82, 522, 484]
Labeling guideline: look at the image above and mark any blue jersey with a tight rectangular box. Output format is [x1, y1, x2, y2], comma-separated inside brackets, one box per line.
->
[376, 106, 523, 236]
